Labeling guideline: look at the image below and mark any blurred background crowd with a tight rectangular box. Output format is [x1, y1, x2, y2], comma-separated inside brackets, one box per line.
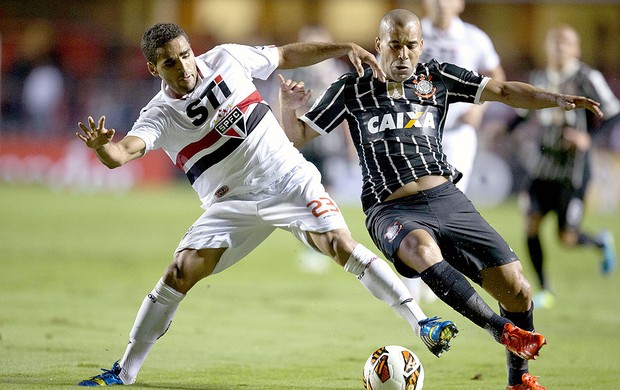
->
[1, 0, 619, 208]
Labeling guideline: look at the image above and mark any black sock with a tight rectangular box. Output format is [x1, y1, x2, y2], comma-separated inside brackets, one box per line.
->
[577, 232, 602, 248]
[527, 236, 546, 289]
[420, 261, 507, 341]
[500, 305, 534, 385]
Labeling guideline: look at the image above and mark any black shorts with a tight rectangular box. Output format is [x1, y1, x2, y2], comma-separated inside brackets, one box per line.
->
[528, 178, 587, 231]
[365, 181, 518, 285]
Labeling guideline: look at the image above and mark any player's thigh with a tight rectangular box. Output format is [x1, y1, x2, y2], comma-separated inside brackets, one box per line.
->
[176, 200, 275, 275]
[260, 162, 349, 251]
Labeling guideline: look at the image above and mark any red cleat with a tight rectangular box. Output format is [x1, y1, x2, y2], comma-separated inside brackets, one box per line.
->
[507, 373, 547, 390]
[500, 323, 547, 360]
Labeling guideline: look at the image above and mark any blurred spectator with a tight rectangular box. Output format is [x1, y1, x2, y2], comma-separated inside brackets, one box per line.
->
[4, 20, 67, 135]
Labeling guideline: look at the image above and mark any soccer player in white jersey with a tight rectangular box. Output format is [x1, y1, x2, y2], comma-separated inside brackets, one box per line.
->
[279, 9, 604, 390]
[407, 0, 507, 303]
[74, 23, 458, 387]
[420, 0, 505, 193]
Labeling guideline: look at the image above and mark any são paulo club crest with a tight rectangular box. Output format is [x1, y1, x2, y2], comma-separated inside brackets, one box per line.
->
[413, 75, 436, 99]
[214, 104, 246, 139]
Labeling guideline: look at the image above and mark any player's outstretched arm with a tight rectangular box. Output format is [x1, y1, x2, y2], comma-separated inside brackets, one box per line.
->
[278, 74, 321, 149]
[76, 116, 146, 169]
[481, 79, 603, 118]
[277, 42, 385, 81]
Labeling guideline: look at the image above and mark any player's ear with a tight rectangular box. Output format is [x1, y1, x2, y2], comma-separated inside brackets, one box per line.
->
[147, 62, 158, 77]
[375, 37, 381, 54]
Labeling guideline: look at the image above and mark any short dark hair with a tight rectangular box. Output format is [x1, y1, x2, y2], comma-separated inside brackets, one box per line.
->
[141, 23, 189, 64]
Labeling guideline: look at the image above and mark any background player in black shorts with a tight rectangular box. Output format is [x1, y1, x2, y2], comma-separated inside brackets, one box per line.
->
[510, 25, 619, 309]
[279, 9, 604, 390]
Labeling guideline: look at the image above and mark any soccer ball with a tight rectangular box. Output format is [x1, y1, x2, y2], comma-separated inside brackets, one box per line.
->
[362, 345, 424, 390]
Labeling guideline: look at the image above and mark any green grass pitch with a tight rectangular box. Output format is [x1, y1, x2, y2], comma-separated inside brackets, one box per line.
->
[1, 183, 619, 389]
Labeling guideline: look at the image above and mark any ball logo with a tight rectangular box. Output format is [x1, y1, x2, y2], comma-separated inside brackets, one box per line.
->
[374, 355, 391, 383]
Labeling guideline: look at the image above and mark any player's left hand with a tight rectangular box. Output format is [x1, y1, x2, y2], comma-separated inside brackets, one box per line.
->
[347, 43, 386, 82]
[558, 95, 603, 118]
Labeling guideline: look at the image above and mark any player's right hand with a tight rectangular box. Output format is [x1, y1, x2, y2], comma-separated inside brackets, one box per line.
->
[278, 74, 312, 111]
[76, 116, 115, 150]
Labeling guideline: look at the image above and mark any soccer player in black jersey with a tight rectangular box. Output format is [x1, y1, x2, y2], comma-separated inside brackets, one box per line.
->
[511, 25, 619, 309]
[279, 9, 603, 390]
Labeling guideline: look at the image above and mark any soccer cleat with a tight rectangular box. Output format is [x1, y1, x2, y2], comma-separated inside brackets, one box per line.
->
[77, 361, 124, 386]
[418, 316, 458, 357]
[500, 323, 546, 360]
[598, 230, 616, 275]
[532, 290, 555, 310]
[506, 373, 547, 390]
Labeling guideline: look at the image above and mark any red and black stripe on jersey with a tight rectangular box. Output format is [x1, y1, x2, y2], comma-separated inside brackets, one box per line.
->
[303, 59, 486, 212]
[174, 75, 270, 184]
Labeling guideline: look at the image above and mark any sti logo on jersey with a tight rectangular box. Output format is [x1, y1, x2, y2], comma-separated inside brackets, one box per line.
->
[367, 109, 436, 134]
[213, 105, 246, 139]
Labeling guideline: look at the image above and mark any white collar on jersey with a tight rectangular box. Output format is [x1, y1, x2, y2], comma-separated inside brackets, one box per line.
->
[421, 16, 465, 40]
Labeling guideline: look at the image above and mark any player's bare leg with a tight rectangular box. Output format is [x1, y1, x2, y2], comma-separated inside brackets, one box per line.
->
[307, 229, 458, 357]
[78, 248, 224, 386]
[398, 230, 545, 358]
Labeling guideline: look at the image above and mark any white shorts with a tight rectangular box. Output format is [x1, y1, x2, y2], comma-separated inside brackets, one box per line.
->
[175, 162, 349, 274]
[441, 123, 477, 192]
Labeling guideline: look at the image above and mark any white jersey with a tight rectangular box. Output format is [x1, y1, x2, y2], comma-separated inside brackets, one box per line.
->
[420, 17, 500, 130]
[128, 44, 307, 208]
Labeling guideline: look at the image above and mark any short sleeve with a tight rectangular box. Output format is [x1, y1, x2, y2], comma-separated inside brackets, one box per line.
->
[217, 44, 279, 80]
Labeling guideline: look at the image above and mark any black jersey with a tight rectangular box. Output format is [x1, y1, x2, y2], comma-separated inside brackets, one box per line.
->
[524, 61, 620, 188]
[301, 59, 488, 212]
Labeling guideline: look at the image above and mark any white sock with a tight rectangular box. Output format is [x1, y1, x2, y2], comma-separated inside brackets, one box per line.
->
[118, 279, 185, 384]
[344, 244, 427, 335]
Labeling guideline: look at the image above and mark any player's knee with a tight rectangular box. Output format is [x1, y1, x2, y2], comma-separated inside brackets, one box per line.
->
[397, 231, 441, 271]
[162, 250, 206, 293]
[505, 273, 532, 311]
[559, 230, 578, 247]
[312, 228, 355, 265]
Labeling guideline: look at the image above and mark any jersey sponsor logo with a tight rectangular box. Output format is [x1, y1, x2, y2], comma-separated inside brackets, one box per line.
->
[367, 110, 436, 134]
[384, 221, 403, 243]
[186, 75, 232, 127]
[413, 75, 436, 99]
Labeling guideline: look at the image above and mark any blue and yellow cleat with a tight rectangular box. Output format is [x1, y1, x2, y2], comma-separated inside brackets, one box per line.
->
[418, 316, 458, 357]
[599, 230, 616, 275]
[77, 361, 124, 386]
